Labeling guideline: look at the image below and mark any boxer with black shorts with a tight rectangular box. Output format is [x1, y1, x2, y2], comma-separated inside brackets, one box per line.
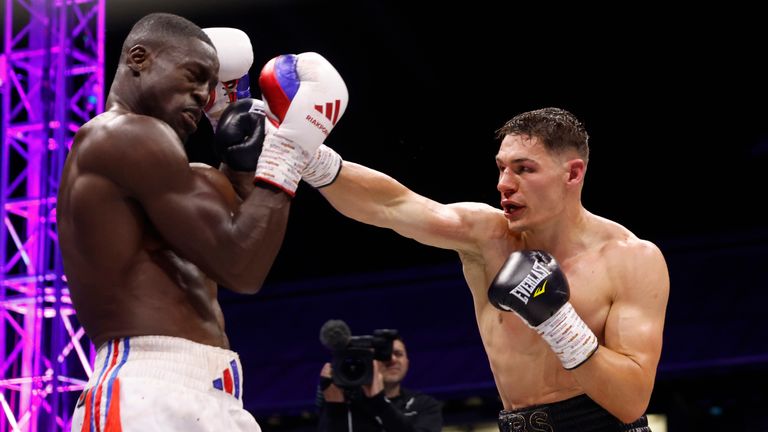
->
[274, 100, 668, 430]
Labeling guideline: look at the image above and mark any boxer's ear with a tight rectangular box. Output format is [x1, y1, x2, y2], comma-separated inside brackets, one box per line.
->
[565, 158, 586, 186]
[127, 45, 149, 76]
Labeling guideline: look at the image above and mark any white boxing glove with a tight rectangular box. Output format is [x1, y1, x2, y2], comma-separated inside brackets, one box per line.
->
[257, 52, 348, 195]
[202, 27, 254, 130]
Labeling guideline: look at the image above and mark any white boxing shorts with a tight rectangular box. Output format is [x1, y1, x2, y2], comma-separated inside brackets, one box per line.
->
[70, 335, 261, 432]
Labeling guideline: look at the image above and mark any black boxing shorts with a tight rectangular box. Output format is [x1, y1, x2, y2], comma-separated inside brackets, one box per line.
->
[498, 394, 651, 432]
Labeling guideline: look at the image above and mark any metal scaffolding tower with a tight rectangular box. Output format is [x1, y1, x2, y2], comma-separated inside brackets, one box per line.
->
[1, 0, 104, 430]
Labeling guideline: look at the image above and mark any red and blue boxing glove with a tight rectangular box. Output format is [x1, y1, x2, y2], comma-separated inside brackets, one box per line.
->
[257, 52, 348, 195]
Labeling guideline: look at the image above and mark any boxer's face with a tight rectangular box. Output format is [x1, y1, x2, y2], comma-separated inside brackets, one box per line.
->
[135, 38, 218, 142]
[496, 134, 573, 232]
[382, 339, 409, 385]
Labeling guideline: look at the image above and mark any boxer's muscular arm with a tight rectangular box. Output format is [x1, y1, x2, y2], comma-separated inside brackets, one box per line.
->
[572, 240, 669, 423]
[256, 53, 500, 253]
[319, 161, 497, 254]
[95, 115, 289, 293]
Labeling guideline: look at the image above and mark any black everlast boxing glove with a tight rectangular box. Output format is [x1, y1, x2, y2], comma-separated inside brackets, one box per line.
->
[213, 98, 266, 172]
[488, 250, 598, 369]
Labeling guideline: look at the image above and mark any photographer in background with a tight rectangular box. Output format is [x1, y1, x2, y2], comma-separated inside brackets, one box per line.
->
[317, 335, 443, 432]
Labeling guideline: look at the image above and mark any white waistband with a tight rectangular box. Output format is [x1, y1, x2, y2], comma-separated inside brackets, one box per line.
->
[90, 335, 243, 399]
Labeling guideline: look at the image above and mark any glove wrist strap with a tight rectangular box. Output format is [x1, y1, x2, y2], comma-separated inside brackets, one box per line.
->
[303, 144, 342, 188]
[535, 302, 598, 370]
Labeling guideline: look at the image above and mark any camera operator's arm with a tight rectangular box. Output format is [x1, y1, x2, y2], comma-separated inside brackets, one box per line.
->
[317, 363, 348, 432]
[359, 362, 443, 432]
[320, 363, 345, 403]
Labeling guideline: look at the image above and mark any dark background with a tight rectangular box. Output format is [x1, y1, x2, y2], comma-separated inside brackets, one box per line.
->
[103, 2, 768, 430]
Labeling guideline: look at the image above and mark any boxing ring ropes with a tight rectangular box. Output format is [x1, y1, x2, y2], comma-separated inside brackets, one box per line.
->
[1, 0, 104, 430]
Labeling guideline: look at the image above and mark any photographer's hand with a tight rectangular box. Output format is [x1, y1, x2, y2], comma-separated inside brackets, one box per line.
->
[320, 363, 345, 402]
[362, 360, 385, 398]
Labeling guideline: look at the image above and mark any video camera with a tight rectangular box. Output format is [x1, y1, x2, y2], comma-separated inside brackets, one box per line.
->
[319, 319, 399, 388]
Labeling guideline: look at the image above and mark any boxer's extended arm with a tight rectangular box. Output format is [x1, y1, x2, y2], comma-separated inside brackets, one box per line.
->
[319, 161, 497, 254]
[256, 53, 490, 252]
[95, 114, 289, 294]
[571, 240, 669, 423]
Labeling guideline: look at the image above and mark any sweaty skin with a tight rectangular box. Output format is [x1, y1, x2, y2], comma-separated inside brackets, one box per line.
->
[57, 37, 290, 350]
[317, 134, 669, 423]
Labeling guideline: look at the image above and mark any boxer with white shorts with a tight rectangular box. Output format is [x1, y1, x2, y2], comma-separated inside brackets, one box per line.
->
[71, 337, 257, 432]
[57, 12, 348, 431]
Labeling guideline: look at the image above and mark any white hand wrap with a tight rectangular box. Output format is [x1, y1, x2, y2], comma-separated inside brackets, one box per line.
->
[535, 302, 598, 370]
[255, 121, 309, 196]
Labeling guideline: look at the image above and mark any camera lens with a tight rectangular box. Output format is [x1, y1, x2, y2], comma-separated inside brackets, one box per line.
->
[339, 357, 367, 382]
